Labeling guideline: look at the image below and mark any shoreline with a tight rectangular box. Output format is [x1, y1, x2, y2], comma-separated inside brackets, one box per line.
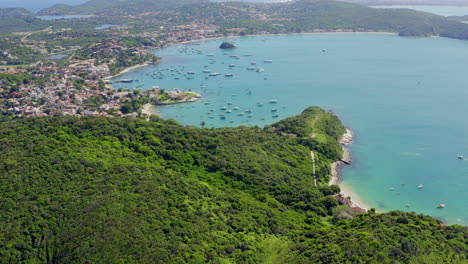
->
[141, 103, 160, 117]
[178, 30, 398, 46]
[330, 128, 372, 212]
[104, 58, 161, 82]
[105, 30, 398, 86]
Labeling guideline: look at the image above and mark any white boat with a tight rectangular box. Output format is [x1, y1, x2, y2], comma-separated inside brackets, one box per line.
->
[203, 70, 211, 73]
[225, 73, 233, 77]
[437, 204, 446, 208]
[256, 68, 264, 72]
[226, 110, 232, 113]
[247, 114, 253, 117]
[458, 155, 464, 160]
[269, 100, 278, 103]
[271, 108, 277, 112]
[418, 184, 423, 189]
[237, 112, 244, 116]
[264, 60, 273, 63]
[233, 107, 240, 110]
[228, 64, 236, 67]
[247, 67, 256, 70]
[220, 107, 228, 110]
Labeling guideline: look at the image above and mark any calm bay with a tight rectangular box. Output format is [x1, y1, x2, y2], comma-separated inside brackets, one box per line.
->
[112, 33, 468, 224]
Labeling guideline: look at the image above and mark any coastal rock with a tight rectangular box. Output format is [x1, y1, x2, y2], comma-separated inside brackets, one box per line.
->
[338, 128, 354, 145]
[219, 42, 236, 49]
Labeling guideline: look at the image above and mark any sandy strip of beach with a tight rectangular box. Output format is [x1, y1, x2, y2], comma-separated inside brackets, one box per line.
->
[104, 62, 151, 81]
[179, 31, 397, 45]
[141, 103, 159, 117]
[330, 128, 372, 211]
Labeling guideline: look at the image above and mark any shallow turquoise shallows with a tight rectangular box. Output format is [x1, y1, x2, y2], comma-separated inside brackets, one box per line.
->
[112, 33, 468, 225]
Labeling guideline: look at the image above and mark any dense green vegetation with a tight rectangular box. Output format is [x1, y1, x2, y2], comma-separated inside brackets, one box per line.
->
[0, 107, 467, 263]
[38, 0, 210, 16]
[0, 8, 34, 18]
[219, 41, 236, 49]
[35, 0, 468, 40]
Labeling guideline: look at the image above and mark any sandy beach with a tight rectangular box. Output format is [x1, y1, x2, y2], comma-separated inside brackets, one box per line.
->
[330, 128, 372, 211]
[104, 59, 161, 82]
[179, 31, 397, 45]
[141, 103, 159, 117]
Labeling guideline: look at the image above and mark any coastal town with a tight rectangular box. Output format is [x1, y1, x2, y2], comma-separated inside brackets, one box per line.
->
[0, 1, 374, 118]
[0, 23, 231, 117]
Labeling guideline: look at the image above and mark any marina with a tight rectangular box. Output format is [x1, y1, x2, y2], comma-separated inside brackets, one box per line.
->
[112, 33, 468, 224]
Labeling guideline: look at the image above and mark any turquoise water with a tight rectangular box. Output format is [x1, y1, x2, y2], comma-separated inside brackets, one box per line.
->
[112, 33, 468, 225]
[371, 5, 468, 17]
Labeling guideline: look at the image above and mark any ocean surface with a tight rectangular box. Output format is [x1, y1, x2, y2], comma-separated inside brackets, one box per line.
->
[112, 33, 468, 225]
[371, 5, 468, 17]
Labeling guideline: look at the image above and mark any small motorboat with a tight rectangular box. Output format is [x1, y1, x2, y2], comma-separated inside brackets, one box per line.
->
[418, 184, 423, 189]
[437, 204, 446, 208]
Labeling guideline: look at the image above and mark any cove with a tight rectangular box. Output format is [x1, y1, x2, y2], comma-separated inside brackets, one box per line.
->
[112, 33, 468, 225]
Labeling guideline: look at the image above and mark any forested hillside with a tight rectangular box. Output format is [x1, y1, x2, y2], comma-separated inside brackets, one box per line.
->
[0, 107, 467, 263]
[34, 0, 468, 40]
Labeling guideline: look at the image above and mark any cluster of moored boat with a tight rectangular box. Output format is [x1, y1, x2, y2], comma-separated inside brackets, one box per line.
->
[395, 183, 446, 209]
[201, 99, 281, 121]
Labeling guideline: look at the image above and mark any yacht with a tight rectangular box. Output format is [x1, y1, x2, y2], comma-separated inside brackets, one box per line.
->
[264, 60, 273, 63]
[256, 68, 264, 72]
[418, 184, 424, 189]
[269, 100, 278, 103]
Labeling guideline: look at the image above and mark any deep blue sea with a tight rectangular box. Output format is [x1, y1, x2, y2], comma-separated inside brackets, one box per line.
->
[112, 33, 468, 225]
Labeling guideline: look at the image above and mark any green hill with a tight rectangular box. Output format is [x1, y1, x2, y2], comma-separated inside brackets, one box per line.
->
[37, 0, 209, 15]
[0, 8, 35, 18]
[0, 107, 467, 263]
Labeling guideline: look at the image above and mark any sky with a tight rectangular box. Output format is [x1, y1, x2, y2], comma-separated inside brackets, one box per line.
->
[0, 0, 88, 12]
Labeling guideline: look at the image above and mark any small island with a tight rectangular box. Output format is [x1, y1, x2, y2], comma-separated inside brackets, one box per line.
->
[147, 87, 201, 105]
[219, 41, 236, 49]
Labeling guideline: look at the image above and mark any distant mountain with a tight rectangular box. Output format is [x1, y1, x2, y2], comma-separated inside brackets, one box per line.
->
[0, 8, 35, 18]
[37, 0, 209, 15]
[341, 0, 468, 6]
